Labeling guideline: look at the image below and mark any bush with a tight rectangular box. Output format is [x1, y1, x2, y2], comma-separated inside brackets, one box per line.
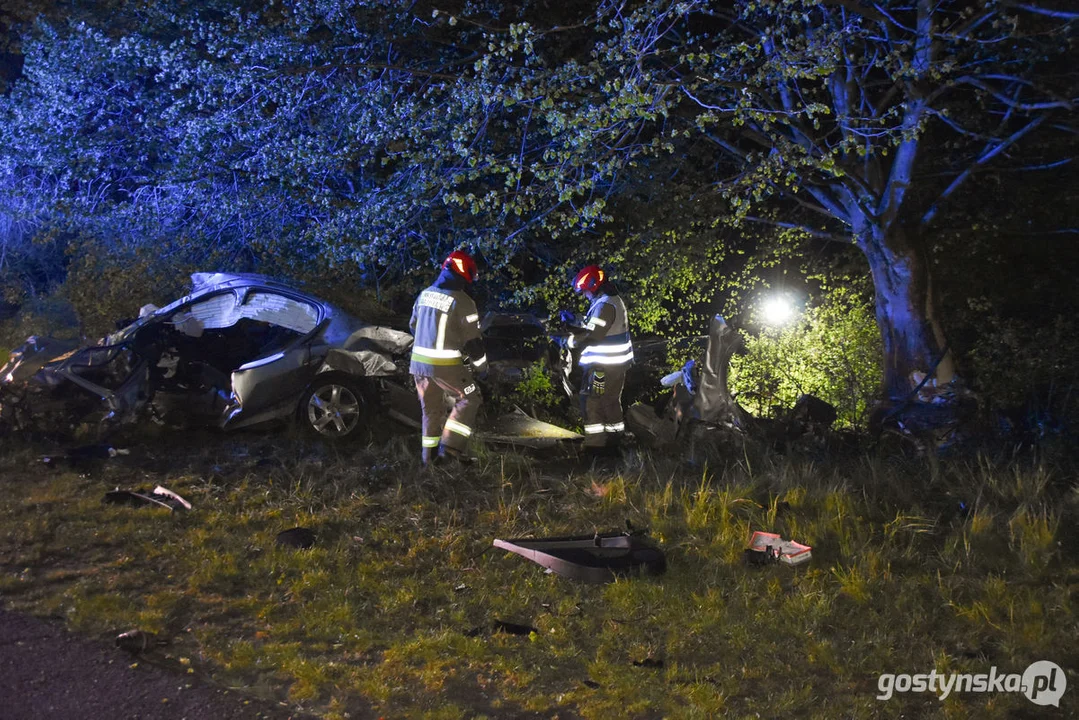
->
[729, 286, 881, 428]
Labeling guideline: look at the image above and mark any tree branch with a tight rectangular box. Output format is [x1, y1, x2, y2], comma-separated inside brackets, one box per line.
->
[741, 216, 850, 243]
[921, 114, 1047, 225]
[1001, 2, 1079, 20]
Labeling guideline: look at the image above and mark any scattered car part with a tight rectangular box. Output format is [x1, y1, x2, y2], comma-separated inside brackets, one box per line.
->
[150, 485, 192, 511]
[493, 531, 667, 583]
[275, 527, 316, 549]
[102, 486, 191, 512]
[746, 531, 812, 566]
[478, 406, 583, 447]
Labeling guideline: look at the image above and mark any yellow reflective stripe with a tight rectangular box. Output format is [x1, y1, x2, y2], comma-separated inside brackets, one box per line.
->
[421, 436, 441, 447]
[604, 422, 625, 432]
[583, 423, 605, 434]
[472, 355, 487, 367]
[465, 313, 479, 323]
[413, 346, 462, 358]
[412, 351, 463, 366]
[444, 418, 472, 437]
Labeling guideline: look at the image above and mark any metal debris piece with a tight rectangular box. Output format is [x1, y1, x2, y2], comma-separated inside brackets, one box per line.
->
[102, 485, 191, 512]
[493, 531, 666, 583]
[478, 405, 583, 446]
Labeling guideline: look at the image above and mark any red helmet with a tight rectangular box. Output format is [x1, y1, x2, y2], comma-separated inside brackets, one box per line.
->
[443, 250, 478, 283]
[572, 265, 605, 294]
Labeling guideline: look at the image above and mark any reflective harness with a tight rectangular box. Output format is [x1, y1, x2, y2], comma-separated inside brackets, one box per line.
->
[576, 294, 634, 367]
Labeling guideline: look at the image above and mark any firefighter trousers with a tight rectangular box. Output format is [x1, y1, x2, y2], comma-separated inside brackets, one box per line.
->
[579, 365, 626, 447]
[414, 369, 482, 457]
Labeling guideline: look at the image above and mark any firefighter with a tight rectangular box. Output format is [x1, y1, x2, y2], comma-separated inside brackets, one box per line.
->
[560, 265, 634, 452]
[409, 250, 488, 465]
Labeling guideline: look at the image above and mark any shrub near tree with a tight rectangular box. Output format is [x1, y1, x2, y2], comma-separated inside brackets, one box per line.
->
[731, 285, 882, 429]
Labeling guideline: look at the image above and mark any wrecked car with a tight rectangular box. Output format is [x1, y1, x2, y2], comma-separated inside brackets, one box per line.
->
[1, 272, 413, 439]
[0, 272, 584, 445]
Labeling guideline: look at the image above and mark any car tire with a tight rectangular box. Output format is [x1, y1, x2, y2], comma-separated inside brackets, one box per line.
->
[297, 374, 374, 440]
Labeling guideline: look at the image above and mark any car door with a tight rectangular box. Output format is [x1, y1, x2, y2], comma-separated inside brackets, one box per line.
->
[221, 289, 323, 427]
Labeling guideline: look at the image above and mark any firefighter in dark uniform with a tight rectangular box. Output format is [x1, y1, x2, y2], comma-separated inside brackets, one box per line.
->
[409, 250, 488, 465]
[560, 265, 634, 452]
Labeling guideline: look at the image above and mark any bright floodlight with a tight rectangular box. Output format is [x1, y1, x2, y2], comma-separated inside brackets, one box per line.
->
[762, 296, 794, 326]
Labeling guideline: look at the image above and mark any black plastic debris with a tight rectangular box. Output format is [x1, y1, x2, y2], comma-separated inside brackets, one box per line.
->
[102, 485, 191, 512]
[493, 620, 537, 636]
[275, 527, 316, 549]
[493, 531, 667, 583]
[466, 620, 537, 638]
[632, 658, 665, 669]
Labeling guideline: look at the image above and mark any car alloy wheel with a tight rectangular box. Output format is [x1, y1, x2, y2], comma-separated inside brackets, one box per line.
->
[305, 383, 363, 437]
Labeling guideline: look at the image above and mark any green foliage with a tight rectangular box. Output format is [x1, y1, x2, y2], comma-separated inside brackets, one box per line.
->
[730, 286, 882, 428]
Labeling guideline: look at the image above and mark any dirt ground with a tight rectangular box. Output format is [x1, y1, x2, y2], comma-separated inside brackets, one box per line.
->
[0, 608, 311, 720]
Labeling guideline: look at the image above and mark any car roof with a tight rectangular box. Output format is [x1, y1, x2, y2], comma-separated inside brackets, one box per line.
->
[188, 272, 320, 300]
[107, 272, 336, 343]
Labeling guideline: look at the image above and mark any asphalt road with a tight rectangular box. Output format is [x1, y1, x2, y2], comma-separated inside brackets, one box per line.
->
[0, 608, 306, 720]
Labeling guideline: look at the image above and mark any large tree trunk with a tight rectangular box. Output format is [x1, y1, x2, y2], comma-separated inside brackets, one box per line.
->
[858, 224, 957, 403]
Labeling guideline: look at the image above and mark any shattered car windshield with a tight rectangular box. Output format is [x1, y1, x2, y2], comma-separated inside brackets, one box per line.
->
[177, 291, 318, 334]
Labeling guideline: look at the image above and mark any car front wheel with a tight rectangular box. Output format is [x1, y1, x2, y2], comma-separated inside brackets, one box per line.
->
[299, 375, 371, 439]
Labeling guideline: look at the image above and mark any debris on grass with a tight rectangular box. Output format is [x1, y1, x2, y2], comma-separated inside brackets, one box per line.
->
[102, 485, 191, 512]
[43, 445, 130, 469]
[467, 620, 538, 637]
[493, 531, 667, 583]
[275, 527, 316, 549]
[745, 530, 812, 566]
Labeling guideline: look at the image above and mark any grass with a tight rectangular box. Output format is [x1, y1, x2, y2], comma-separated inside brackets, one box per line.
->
[0, 427, 1076, 719]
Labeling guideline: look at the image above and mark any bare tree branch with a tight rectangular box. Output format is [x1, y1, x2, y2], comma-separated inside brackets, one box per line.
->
[921, 115, 1048, 225]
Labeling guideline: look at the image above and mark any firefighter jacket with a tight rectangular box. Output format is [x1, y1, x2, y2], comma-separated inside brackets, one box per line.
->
[567, 287, 634, 367]
[409, 268, 487, 378]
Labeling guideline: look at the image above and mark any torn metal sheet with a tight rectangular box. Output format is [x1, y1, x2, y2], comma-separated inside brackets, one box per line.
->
[478, 406, 582, 446]
[493, 532, 666, 583]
